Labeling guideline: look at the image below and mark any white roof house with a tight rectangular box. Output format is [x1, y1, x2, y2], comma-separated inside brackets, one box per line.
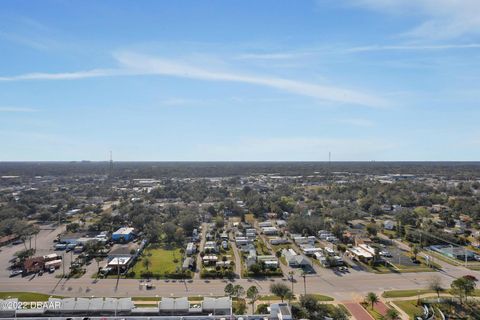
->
[113, 227, 134, 235]
[383, 220, 395, 230]
[270, 303, 293, 320]
[282, 248, 310, 267]
[348, 245, 374, 260]
[262, 226, 278, 235]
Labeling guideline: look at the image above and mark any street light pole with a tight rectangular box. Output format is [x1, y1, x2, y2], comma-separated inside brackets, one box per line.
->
[301, 271, 307, 296]
[288, 271, 294, 296]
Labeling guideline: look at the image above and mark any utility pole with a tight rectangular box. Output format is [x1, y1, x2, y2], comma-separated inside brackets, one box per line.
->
[288, 271, 294, 296]
[465, 248, 468, 267]
[301, 271, 307, 296]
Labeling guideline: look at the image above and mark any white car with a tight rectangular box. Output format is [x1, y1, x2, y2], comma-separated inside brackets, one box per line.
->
[9, 270, 22, 277]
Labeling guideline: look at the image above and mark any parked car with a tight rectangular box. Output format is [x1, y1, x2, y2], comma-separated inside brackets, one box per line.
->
[9, 270, 23, 277]
[49, 266, 56, 273]
[338, 266, 348, 272]
[380, 251, 392, 257]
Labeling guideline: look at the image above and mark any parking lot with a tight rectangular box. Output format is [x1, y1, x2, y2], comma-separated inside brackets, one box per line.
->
[383, 244, 418, 268]
[0, 224, 79, 279]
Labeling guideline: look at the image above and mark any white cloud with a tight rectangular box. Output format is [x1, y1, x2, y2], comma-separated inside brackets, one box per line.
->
[0, 52, 390, 108]
[0, 107, 38, 112]
[346, 43, 480, 53]
[114, 52, 389, 108]
[0, 69, 122, 81]
[348, 0, 480, 40]
[235, 52, 314, 60]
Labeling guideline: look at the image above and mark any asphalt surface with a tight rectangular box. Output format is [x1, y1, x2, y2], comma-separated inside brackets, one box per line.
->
[1, 258, 478, 302]
[1, 225, 479, 307]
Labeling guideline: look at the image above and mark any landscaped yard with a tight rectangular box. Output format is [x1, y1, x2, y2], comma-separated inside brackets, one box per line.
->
[383, 289, 480, 298]
[361, 302, 384, 320]
[255, 238, 272, 255]
[132, 245, 183, 277]
[383, 289, 436, 298]
[392, 300, 423, 318]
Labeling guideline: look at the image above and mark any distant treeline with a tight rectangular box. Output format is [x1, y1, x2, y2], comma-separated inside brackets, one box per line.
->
[0, 161, 480, 179]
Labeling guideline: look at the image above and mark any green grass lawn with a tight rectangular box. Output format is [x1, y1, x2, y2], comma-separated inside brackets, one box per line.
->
[259, 295, 282, 301]
[309, 294, 334, 302]
[383, 289, 437, 298]
[255, 239, 271, 255]
[392, 300, 423, 318]
[132, 296, 161, 301]
[133, 246, 182, 276]
[258, 293, 333, 302]
[425, 250, 462, 266]
[383, 289, 480, 298]
[271, 243, 292, 251]
[0, 292, 63, 301]
[133, 303, 158, 308]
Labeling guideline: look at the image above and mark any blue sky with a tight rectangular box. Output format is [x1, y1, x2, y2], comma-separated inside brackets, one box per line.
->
[1, 0, 480, 161]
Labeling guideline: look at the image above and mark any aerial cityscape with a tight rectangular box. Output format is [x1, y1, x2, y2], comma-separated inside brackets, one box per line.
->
[1, 1, 480, 319]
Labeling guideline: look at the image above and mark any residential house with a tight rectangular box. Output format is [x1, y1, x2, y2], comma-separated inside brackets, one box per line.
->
[282, 248, 310, 268]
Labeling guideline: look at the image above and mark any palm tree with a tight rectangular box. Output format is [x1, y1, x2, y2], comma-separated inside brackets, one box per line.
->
[385, 309, 399, 320]
[288, 271, 295, 295]
[365, 292, 379, 310]
[224, 283, 234, 297]
[95, 256, 103, 278]
[428, 275, 443, 299]
[270, 283, 292, 302]
[412, 245, 420, 261]
[142, 257, 151, 271]
[301, 270, 307, 295]
[246, 286, 259, 313]
[233, 285, 245, 299]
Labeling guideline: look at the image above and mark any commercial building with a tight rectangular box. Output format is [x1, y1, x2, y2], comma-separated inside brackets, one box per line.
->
[112, 227, 135, 242]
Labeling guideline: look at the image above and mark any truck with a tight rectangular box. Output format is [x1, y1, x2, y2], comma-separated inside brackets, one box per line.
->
[43, 253, 61, 262]
[54, 243, 67, 250]
[44, 259, 62, 270]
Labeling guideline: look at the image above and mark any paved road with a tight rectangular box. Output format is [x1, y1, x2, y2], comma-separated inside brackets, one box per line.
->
[193, 223, 207, 280]
[2, 225, 479, 314]
[1, 262, 478, 301]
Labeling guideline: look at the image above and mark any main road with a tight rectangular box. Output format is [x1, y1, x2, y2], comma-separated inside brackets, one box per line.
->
[1, 258, 477, 302]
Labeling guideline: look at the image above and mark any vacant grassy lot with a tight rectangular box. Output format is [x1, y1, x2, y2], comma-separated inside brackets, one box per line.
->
[132, 246, 182, 276]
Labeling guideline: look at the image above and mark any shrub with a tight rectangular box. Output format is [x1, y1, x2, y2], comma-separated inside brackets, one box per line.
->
[256, 304, 269, 314]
